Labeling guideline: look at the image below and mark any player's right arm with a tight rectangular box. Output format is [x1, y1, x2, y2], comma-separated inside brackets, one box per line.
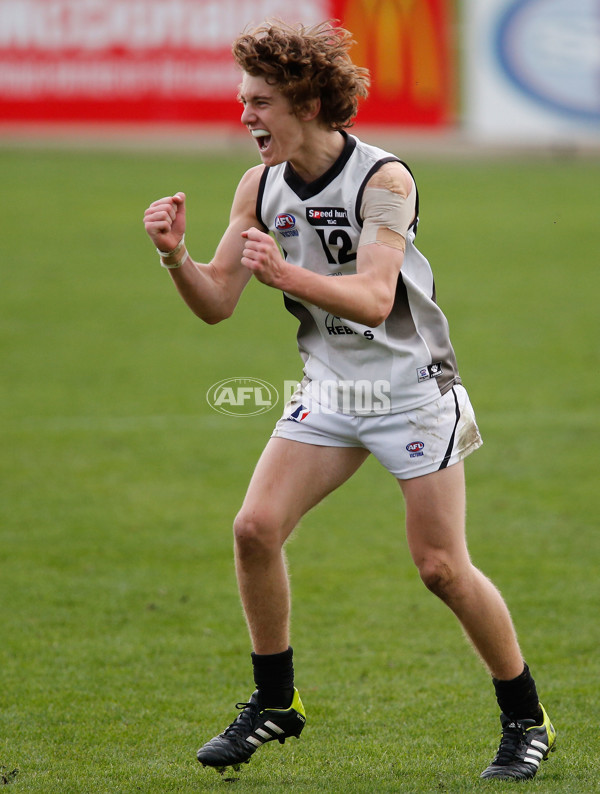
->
[143, 165, 263, 324]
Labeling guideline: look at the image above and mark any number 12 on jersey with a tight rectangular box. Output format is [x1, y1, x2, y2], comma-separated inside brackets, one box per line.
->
[315, 228, 355, 266]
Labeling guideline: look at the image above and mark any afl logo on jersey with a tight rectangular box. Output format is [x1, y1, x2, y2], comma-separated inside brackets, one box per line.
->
[275, 213, 299, 238]
[275, 213, 296, 230]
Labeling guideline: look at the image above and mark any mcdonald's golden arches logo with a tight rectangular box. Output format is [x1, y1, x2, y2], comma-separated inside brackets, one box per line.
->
[340, 0, 450, 111]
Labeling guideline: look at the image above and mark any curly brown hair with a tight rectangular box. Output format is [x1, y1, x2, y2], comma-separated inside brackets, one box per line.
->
[232, 20, 370, 130]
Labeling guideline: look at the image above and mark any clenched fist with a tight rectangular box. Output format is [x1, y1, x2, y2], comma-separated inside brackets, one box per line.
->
[241, 227, 289, 288]
[143, 191, 186, 253]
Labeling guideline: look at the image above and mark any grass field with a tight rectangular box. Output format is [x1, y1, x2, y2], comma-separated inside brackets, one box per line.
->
[1, 143, 599, 793]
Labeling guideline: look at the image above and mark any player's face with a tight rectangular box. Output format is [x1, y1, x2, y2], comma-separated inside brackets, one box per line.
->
[239, 73, 304, 166]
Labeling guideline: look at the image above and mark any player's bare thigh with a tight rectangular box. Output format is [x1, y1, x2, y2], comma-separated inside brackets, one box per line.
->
[237, 437, 370, 543]
[398, 461, 471, 569]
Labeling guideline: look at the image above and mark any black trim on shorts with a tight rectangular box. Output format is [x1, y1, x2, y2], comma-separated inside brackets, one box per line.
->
[438, 387, 460, 470]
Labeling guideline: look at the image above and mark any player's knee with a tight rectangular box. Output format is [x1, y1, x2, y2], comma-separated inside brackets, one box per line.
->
[233, 510, 281, 557]
[417, 557, 458, 600]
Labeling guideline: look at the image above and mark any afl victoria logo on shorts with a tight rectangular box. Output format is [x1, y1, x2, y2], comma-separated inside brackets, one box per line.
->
[407, 441, 425, 458]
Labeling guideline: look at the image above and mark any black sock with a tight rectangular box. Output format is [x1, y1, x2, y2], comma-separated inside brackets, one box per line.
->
[251, 646, 294, 709]
[493, 662, 543, 723]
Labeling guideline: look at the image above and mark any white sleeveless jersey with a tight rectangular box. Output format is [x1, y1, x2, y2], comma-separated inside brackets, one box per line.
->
[256, 132, 462, 416]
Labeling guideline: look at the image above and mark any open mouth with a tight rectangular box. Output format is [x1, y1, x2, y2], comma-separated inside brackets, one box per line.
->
[251, 129, 271, 152]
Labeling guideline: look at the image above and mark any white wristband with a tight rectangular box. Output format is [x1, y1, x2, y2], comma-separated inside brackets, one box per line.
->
[160, 250, 189, 269]
[156, 234, 185, 258]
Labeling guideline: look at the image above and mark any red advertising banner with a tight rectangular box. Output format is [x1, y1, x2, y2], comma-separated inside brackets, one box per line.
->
[331, 0, 454, 126]
[0, 0, 453, 127]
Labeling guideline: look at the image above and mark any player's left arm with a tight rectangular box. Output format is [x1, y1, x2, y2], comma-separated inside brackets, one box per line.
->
[240, 161, 415, 327]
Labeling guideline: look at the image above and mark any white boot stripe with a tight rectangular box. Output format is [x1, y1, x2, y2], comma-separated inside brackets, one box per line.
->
[256, 728, 271, 740]
[263, 720, 284, 735]
[246, 736, 263, 747]
[527, 748, 544, 761]
[531, 739, 548, 751]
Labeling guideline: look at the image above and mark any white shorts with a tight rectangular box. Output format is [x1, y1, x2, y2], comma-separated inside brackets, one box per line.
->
[272, 383, 483, 480]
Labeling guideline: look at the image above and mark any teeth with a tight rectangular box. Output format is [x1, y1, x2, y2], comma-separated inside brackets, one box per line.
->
[251, 129, 269, 138]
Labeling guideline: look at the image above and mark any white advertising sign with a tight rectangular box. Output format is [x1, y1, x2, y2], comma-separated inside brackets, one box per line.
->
[464, 0, 600, 143]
